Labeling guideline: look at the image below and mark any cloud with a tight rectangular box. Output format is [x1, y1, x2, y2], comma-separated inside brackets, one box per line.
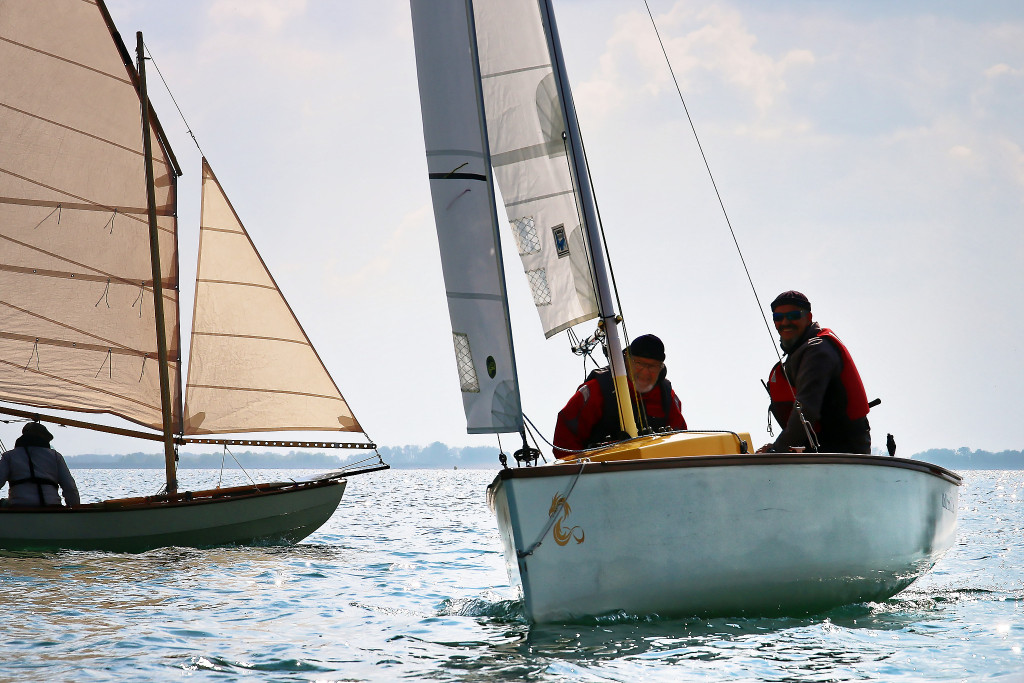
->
[576, 1, 814, 136]
[983, 62, 1022, 78]
[208, 0, 307, 32]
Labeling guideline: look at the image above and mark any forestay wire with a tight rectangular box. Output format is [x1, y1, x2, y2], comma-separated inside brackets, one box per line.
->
[140, 42, 391, 465]
[144, 41, 205, 157]
[641, 1, 780, 364]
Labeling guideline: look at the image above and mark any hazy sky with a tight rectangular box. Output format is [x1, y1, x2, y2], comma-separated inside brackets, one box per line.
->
[7, 0, 1021, 457]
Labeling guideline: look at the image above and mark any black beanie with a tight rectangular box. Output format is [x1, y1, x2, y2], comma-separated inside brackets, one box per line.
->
[771, 290, 811, 311]
[628, 334, 665, 362]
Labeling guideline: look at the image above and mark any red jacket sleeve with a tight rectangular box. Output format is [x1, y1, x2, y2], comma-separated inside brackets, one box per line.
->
[553, 380, 605, 457]
[668, 389, 687, 431]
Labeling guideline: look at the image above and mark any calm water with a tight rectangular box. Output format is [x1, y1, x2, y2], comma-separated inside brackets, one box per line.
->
[0, 467, 1021, 682]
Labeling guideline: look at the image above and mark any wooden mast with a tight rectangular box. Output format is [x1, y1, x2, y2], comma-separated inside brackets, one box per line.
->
[136, 32, 178, 494]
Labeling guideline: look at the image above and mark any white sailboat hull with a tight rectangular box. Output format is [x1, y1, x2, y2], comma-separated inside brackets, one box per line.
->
[488, 445, 960, 622]
[0, 479, 346, 553]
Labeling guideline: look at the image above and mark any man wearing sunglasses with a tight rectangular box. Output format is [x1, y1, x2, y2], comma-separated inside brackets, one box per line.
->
[757, 291, 871, 455]
[553, 334, 687, 457]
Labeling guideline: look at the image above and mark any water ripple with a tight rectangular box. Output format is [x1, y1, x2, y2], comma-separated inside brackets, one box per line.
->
[0, 468, 1020, 681]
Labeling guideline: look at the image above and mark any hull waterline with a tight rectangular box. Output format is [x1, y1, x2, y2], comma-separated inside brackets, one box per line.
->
[0, 479, 347, 553]
[488, 436, 960, 622]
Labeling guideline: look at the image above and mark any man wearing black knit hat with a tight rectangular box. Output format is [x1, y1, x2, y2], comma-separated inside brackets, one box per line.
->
[553, 334, 687, 456]
[758, 291, 871, 454]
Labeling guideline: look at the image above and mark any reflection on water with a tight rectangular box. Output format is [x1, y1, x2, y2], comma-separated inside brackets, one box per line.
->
[0, 468, 1020, 681]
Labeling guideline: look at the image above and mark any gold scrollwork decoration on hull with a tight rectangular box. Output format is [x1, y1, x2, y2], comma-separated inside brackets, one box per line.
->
[549, 493, 584, 546]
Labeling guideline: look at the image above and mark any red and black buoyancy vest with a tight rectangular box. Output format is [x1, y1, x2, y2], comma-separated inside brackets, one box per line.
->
[767, 361, 796, 427]
[766, 328, 870, 433]
[585, 366, 676, 447]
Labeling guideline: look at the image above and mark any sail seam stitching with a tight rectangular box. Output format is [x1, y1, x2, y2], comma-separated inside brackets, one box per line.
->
[491, 141, 564, 167]
[0, 36, 133, 85]
[0, 357, 163, 412]
[481, 63, 550, 80]
[0, 300, 168, 354]
[0, 102, 143, 157]
[195, 278, 277, 291]
[190, 331, 307, 344]
[199, 226, 244, 235]
[0, 237, 174, 290]
[186, 384, 344, 400]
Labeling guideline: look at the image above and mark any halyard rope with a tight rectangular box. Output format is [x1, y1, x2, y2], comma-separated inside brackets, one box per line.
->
[642, 2, 819, 449]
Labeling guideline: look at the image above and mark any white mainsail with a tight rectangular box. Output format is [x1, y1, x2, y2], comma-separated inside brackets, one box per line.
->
[410, 0, 524, 433]
[182, 160, 361, 435]
[0, 0, 182, 432]
[473, 0, 599, 339]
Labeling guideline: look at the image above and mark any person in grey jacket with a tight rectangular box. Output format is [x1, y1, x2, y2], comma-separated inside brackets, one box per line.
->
[0, 421, 80, 506]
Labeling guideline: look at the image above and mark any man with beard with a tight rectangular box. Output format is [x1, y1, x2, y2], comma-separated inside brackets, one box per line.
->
[757, 291, 872, 454]
[553, 334, 687, 457]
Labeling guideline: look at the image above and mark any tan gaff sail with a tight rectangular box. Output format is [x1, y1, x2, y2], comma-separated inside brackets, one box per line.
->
[473, 0, 599, 339]
[0, 0, 182, 431]
[183, 160, 360, 435]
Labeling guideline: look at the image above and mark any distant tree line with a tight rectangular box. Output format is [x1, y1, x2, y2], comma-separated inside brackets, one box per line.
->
[62, 444, 1023, 470]
[65, 450, 356, 470]
[376, 443, 502, 469]
[910, 447, 1024, 470]
[64, 442, 504, 470]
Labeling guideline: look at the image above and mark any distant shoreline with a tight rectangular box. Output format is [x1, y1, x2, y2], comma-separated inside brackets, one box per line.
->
[58, 444, 1023, 470]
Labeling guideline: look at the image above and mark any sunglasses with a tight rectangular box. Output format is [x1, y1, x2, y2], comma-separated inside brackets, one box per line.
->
[773, 310, 807, 322]
[630, 359, 664, 375]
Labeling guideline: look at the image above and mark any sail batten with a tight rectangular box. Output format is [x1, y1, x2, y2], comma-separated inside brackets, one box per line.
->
[1, 361, 162, 413]
[0, 196, 173, 216]
[0, 333, 154, 357]
[182, 159, 361, 436]
[0, 0, 182, 431]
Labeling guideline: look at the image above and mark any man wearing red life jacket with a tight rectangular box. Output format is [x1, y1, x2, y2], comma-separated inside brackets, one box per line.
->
[553, 334, 687, 457]
[757, 291, 872, 454]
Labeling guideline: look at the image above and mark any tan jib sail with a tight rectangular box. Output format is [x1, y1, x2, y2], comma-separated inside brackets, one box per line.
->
[183, 160, 360, 435]
[0, 0, 182, 431]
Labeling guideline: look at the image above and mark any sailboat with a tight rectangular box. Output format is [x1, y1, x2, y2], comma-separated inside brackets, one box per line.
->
[0, 1, 386, 552]
[409, 0, 960, 621]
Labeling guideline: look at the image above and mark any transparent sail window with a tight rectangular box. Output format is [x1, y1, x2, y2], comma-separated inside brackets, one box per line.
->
[526, 268, 552, 306]
[453, 332, 480, 393]
[511, 216, 541, 255]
